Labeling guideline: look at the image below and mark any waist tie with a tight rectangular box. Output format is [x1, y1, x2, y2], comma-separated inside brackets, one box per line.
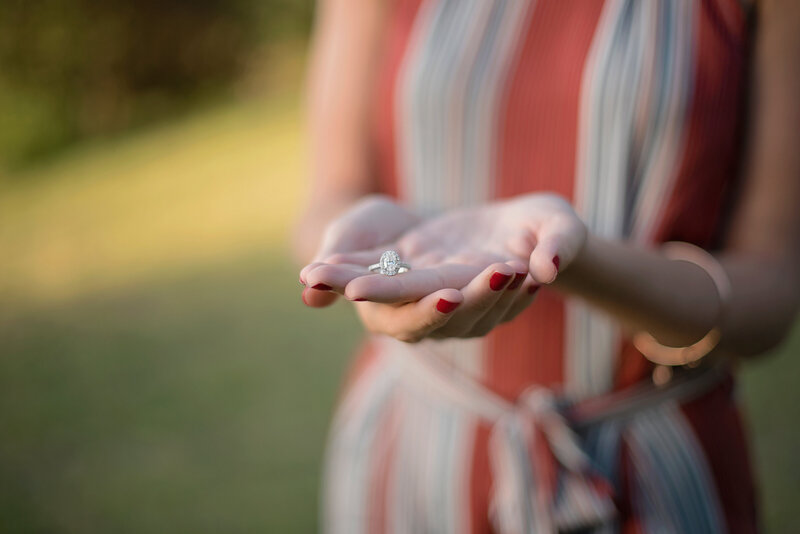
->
[382, 338, 729, 534]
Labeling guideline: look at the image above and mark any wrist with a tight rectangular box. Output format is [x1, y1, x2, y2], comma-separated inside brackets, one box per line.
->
[550, 230, 594, 291]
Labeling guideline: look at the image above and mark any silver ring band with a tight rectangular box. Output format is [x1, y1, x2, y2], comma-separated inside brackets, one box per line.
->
[368, 263, 411, 274]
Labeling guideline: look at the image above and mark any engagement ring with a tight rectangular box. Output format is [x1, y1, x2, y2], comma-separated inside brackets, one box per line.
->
[368, 250, 411, 276]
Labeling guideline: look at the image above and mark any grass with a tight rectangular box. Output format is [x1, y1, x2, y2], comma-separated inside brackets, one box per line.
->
[0, 91, 306, 305]
[0, 253, 361, 532]
[0, 88, 797, 532]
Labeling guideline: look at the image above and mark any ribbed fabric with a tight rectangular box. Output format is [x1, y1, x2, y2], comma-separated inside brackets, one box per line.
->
[325, 1, 757, 532]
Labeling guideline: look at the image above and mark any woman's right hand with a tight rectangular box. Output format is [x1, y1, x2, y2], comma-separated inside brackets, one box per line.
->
[299, 195, 421, 307]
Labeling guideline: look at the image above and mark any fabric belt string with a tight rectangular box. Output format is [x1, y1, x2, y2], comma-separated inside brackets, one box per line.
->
[381, 337, 729, 533]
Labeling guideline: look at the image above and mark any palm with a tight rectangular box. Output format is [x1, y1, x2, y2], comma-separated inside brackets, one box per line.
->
[312, 195, 421, 260]
[396, 205, 511, 269]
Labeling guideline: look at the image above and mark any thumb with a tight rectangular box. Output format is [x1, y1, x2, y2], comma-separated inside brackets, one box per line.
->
[528, 216, 586, 284]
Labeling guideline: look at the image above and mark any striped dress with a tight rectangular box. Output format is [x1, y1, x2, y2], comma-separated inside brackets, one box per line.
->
[323, 1, 757, 532]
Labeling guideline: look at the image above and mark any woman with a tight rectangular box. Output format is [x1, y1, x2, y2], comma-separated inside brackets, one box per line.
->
[295, 0, 800, 532]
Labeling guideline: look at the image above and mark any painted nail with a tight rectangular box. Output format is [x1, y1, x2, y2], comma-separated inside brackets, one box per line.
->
[311, 283, 332, 291]
[436, 299, 460, 314]
[528, 284, 541, 295]
[489, 272, 513, 291]
[552, 256, 561, 272]
[507, 272, 526, 290]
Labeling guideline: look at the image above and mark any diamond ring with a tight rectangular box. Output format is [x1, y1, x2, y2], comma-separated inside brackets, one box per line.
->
[368, 250, 411, 276]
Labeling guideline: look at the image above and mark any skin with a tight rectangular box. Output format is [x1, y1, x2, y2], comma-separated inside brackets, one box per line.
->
[294, 0, 800, 364]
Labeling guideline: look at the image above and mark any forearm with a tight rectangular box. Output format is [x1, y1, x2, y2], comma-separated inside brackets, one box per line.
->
[292, 0, 388, 264]
[553, 234, 800, 357]
[554, 0, 800, 359]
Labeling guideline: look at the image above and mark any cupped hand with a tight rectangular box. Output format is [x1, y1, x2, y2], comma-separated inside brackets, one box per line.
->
[302, 193, 587, 342]
[299, 194, 421, 307]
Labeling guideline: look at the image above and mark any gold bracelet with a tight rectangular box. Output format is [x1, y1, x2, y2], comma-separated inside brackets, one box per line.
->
[632, 242, 732, 368]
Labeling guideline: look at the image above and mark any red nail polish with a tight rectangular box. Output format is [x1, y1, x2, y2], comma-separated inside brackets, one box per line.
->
[311, 283, 332, 291]
[436, 299, 460, 314]
[507, 272, 526, 290]
[528, 284, 541, 295]
[489, 272, 513, 291]
[552, 256, 560, 271]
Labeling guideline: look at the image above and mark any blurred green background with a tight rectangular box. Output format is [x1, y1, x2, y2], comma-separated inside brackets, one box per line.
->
[0, 1, 797, 532]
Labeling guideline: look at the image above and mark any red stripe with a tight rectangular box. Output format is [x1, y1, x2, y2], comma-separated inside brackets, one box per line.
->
[367, 394, 401, 533]
[372, 0, 424, 200]
[614, 341, 655, 391]
[468, 423, 495, 534]
[487, 0, 605, 398]
[669, 7, 756, 527]
[652, 0, 749, 247]
[681, 376, 759, 534]
[340, 338, 380, 396]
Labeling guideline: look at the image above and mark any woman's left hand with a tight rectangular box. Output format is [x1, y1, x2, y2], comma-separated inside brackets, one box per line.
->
[302, 193, 587, 342]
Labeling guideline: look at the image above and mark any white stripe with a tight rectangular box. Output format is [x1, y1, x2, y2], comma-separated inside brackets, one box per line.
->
[630, 0, 698, 243]
[568, 0, 699, 398]
[323, 356, 398, 533]
[397, 0, 533, 214]
[569, 0, 630, 398]
[395, 0, 534, 382]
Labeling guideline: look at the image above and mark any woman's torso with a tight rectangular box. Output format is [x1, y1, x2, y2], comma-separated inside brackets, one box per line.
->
[323, 2, 758, 532]
[371, 0, 750, 399]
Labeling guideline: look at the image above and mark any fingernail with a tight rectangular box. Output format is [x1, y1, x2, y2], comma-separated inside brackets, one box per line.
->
[436, 299, 460, 314]
[507, 272, 526, 290]
[528, 284, 541, 295]
[489, 272, 513, 291]
[311, 283, 332, 291]
[552, 256, 560, 272]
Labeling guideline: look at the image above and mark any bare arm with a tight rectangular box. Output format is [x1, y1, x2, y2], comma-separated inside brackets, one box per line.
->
[299, 0, 799, 350]
[555, 0, 800, 357]
[292, 0, 388, 263]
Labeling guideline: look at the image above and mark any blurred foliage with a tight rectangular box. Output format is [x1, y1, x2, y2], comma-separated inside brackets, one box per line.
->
[0, 0, 313, 171]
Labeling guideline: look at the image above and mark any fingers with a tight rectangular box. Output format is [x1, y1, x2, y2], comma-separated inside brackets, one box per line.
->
[498, 281, 541, 323]
[345, 263, 482, 303]
[357, 288, 463, 343]
[465, 263, 530, 336]
[299, 262, 324, 285]
[434, 263, 517, 337]
[528, 214, 586, 284]
[304, 263, 371, 293]
[300, 264, 339, 307]
[301, 286, 339, 308]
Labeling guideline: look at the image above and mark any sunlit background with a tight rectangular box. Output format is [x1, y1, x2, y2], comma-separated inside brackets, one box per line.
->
[0, 1, 797, 532]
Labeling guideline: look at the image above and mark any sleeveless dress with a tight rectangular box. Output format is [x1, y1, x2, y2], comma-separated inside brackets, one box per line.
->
[323, 1, 757, 532]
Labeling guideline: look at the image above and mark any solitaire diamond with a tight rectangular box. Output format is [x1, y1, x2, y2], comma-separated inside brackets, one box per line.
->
[379, 250, 401, 276]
